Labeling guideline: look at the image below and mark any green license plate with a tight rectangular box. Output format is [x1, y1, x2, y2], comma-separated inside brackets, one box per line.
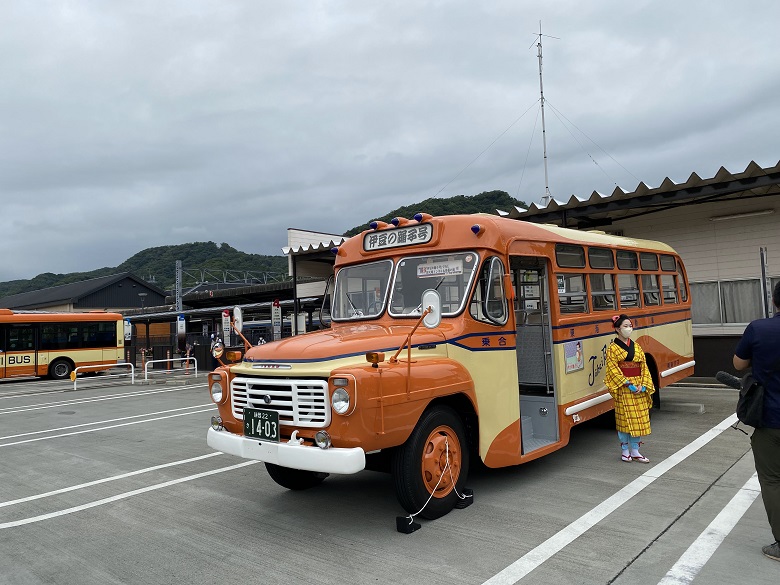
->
[243, 408, 279, 442]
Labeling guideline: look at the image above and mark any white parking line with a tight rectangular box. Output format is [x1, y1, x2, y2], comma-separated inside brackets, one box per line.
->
[0, 461, 259, 530]
[0, 403, 215, 442]
[0, 404, 216, 448]
[0, 453, 223, 509]
[0, 384, 206, 415]
[481, 413, 739, 585]
[657, 473, 761, 585]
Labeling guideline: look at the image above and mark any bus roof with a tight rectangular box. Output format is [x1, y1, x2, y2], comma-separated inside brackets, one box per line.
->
[0, 309, 123, 323]
[338, 214, 678, 265]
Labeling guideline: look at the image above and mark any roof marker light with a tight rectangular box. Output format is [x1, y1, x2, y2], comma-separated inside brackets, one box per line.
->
[471, 224, 485, 236]
[370, 220, 389, 230]
[391, 217, 410, 227]
[414, 213, 433, 223]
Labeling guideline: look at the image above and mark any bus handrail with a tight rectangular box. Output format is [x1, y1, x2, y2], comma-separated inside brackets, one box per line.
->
[144, 357, 198, 381]
[71, 363, 135, 391]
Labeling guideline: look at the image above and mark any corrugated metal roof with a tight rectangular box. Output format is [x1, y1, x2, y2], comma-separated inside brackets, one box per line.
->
[282, 237, 346, 255]
[498, 160, 780, 227]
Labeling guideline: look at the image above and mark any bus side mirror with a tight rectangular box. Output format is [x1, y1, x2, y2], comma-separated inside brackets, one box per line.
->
[421, 289, 441, 329]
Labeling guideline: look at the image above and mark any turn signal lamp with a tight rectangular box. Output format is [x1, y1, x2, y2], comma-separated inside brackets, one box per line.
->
[471, 224, 485, 236]
[366, 352, 385, 366]
[225, 350, 243, 362]
[414, 213, 433, 222]
[210, 416, 223, 431]
[315, 430, 332, 449]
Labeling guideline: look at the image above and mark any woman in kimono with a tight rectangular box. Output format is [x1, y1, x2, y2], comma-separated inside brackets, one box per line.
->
[604, 314, 655, 463]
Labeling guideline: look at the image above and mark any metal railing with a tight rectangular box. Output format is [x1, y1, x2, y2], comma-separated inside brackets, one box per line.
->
[143, 357, 198, 382]
[71, 363, 135, 391]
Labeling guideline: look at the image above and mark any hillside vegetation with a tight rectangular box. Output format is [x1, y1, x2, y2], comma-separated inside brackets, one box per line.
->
[343, 190, 524, 237]
[0, 190, 525, 296]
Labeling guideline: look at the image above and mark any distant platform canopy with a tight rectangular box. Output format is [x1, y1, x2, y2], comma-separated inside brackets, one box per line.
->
[497, 160, 780, 229]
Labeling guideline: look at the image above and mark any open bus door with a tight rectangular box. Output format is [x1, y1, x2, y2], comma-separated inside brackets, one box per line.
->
[510, 255, 559, 454]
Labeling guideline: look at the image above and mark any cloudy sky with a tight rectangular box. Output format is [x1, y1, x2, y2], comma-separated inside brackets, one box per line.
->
[1, 1, 778, 282]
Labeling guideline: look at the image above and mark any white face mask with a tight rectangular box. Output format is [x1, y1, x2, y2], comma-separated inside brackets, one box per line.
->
[619, 325, 633, 339]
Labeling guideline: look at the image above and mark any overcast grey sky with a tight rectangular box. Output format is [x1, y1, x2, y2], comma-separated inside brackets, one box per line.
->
[1, 1, 778, 281]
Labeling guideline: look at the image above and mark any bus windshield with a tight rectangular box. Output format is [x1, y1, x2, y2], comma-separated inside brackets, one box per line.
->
[389, 252, 479, 317]
[332, 259, 393, 320]
[331, 252, 480, 320]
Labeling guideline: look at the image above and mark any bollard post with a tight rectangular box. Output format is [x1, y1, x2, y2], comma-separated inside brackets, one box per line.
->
[166, 349, 171, 371]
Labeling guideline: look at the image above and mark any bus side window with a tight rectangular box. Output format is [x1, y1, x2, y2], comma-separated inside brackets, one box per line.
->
[589, 273, 616, 311]
[641, 274, 661, 306]
[617, 273, 640, 308]
[661, 274, 678, 304]
[470, 257, 507, 325]
[556, 273, 588, 314]
[677, 260, 689, 302]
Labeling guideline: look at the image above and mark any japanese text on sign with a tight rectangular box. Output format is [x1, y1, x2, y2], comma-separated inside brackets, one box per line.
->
[417, 260, 463, 278]
[363, 224, 432, 251]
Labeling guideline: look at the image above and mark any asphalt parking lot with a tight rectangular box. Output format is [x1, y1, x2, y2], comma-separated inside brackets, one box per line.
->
[0, 376, 777, 585]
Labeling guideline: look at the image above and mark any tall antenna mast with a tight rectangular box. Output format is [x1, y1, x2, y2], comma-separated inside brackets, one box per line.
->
[534, 21, 558, 206]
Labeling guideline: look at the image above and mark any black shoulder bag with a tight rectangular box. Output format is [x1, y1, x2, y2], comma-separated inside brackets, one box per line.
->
[736, 373, 764, 427]
[736, 354, 780, 428]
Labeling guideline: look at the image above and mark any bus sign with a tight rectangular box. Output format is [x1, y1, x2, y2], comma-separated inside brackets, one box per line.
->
[363, 224, 432, 252]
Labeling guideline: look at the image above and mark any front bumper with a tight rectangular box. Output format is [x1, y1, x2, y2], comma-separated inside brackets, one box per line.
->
[207, 427, 366, 474]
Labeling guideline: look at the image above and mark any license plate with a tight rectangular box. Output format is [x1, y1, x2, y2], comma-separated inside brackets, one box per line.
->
[243, 408, 280, 442]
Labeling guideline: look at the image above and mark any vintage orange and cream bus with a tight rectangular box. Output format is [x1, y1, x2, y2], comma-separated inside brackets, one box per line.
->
[206, 213, 694, 520]
[0, 309, 125, 380]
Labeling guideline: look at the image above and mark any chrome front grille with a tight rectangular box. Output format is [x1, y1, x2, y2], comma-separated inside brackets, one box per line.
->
[231, 377, 330, 428]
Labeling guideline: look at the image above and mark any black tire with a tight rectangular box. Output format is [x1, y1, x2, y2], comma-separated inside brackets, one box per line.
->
[392, 405, 470, 520]
[264, 463, 328, 491]
[49, 359, 73, 380]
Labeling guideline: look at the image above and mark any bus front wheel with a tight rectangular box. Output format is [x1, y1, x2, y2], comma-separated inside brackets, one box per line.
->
[49, 359, 73, 380]
[264, 463, 328, 490]
[392, 405, 470, 520]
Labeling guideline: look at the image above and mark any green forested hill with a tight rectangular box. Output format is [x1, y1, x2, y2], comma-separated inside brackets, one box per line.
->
[0, 243, 290, 298]
[0, 190, 525, 297]
[343, 190, 525, 237]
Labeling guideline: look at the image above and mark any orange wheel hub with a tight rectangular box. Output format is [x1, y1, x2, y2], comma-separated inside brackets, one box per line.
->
[420, 425, 461, 498]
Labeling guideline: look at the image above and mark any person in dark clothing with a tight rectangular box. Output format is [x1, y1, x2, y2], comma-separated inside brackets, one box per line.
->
[733, 281, 780, 562]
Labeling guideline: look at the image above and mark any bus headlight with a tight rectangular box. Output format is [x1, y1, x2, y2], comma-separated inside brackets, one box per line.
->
[210, 381, 224, 403]
[331, 387, 350, 414]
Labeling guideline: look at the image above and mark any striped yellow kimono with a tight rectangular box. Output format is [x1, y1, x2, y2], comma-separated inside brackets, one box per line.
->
[604, 338, 655, 436]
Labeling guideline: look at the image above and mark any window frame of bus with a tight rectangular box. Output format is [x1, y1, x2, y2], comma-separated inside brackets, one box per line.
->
[470, 256, 508, 325]
[659, 254, 679, 305]
[555, 244, 589, 314]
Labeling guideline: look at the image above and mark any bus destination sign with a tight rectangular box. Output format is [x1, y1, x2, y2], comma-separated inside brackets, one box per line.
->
[363, 224, 432, 252]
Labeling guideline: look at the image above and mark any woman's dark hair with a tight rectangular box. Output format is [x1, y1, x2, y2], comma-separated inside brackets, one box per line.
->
[774, 281, 780, 309]
[611, 314, 631, 329]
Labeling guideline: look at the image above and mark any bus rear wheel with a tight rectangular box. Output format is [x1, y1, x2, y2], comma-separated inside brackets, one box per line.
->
[49, 359, 73, 380]
[392, 406, 470, 520]
[264, 463, 328, 491]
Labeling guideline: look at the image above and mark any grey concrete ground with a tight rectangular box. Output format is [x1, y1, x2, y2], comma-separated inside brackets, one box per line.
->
[0, 377, 776, 584]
